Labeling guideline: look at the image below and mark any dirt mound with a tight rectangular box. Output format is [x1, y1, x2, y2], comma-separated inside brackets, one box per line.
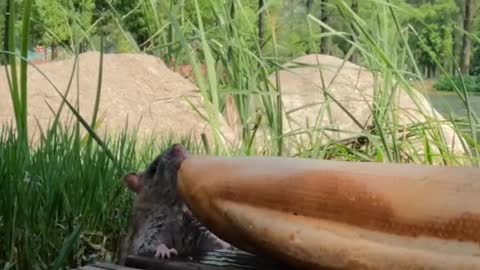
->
[0, 52, 236, 146]
[256, 54, 467, 161]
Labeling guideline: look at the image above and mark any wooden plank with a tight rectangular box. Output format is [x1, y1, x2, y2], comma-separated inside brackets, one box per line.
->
[75, 248, 289, 270]
[76, 266, 105, 270]
[125, 256, 232, 270]
[75, 262, 141, 270]
[196, 249, 286, 269]
[92, 262, 141, 270]
[123, 249, 289, 270]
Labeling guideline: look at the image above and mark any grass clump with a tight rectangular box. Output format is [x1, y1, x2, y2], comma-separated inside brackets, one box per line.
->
[0, 124, 133, 269]
[0, 122, 203, 270]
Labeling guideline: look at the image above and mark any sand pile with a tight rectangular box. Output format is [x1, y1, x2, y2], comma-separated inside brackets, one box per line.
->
[0, 52, 236, 146]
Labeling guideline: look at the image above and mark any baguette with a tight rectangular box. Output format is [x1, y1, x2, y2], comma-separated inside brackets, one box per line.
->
[177, 156, 480, 270]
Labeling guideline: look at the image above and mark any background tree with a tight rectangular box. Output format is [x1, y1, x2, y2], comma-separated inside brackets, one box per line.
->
[349, 0, 358, 63]
[1, 0, 7, 61]
[3, 0, 480, 76]
[406, 0, 459, 77]
[320, 0, 329, 54]
[258, 0, 265, 44]
[34, 0, 95, 59]
[306, 0, 313, 13]
[470, 6, 480, 74]
[462, 0, 474, 74]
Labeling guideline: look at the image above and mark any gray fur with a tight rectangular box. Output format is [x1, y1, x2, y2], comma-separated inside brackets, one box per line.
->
[118, 144, 231, 264]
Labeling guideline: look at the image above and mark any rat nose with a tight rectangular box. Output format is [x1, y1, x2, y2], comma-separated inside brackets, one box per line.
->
[170, 144, 188, 160]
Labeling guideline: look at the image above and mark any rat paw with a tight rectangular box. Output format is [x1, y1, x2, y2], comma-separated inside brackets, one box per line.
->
[154, 244, 178, 259]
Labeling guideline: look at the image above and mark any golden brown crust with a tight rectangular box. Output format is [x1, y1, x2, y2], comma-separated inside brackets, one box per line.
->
[215, 170, 480, 244]
[177, 155, 480, 269]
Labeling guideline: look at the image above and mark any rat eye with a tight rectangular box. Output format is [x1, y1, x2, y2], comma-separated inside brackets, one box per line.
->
[145, 165, 156, 177]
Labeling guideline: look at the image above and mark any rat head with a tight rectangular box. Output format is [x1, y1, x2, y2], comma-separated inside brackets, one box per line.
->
[123, 144, 188, 203]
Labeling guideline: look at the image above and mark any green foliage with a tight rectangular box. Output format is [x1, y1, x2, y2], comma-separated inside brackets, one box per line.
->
[0, 123, 200, 269]
[0, 0, 5, 52]
[434, 75, 480, 92]
[2, 0, 34, 153]
[34, 0, 95, 47]
[404, 0, 459, 77]
[471, 12, 480, 75]
[99, 0, 149, 49]
[34, 0, 69, 45]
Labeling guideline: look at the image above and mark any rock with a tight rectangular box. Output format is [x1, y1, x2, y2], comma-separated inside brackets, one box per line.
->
[254, 54, 468, 162]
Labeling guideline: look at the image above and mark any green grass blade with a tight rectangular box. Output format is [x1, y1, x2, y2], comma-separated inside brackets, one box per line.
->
[50, 225, 81, 270]
[87, 36, 105, 151]
[19, 0, 33, 148]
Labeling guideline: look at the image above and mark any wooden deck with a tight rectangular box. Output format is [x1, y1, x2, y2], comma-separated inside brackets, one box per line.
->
[76, 249, 289, 270]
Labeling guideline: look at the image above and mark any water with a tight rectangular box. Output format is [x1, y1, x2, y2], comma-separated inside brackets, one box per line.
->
[423, 91, 480, 143]
[423, 91, 480, 118]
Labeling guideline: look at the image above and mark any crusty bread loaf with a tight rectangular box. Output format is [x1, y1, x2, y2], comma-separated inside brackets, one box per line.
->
[177, 155, 480, 269]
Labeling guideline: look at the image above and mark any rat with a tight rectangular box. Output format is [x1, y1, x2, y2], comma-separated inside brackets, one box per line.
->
[118, 144, 233, 264]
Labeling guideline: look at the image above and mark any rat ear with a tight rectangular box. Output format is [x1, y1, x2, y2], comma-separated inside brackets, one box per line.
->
[123, 173, 142, 193]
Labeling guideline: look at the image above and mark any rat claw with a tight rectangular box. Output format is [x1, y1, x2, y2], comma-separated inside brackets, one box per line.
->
[155, 244, 178, 259]
[217, 238, 231, 249]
